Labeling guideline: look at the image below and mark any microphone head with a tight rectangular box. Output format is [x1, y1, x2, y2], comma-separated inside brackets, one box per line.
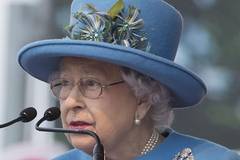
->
[20, 107, 37, 122]
[44, 107, 61, 121]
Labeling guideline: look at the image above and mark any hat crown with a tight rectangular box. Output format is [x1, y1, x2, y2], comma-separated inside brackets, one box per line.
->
[70, 0, 183, 61]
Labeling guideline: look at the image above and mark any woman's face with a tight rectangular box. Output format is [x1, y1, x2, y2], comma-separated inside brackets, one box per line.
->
[58, 57, 138, 153]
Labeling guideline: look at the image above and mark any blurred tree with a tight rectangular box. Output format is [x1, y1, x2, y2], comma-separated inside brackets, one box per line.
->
[166, 0, 240, 149]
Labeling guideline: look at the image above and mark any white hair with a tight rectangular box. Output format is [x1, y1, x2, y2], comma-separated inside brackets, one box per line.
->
[120, 67, 174, 130]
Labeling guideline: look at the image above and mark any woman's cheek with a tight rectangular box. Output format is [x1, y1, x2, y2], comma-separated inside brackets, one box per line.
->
[60, 110, 68, 128]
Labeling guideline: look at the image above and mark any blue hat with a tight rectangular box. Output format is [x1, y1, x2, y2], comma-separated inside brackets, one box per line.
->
[18, 0, 207, 108]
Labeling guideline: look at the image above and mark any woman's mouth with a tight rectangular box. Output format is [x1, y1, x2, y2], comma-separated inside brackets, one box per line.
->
[69, 121, 93, 130]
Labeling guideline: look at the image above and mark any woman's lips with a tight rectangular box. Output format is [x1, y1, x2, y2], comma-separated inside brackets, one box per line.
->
[69, 121, 93, 130]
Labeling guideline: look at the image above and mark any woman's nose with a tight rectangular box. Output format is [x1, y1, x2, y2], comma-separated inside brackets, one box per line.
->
[62, 86, 85, 110]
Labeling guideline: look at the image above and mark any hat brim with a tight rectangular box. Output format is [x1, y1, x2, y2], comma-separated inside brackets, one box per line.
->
[18, 39, 207, 108]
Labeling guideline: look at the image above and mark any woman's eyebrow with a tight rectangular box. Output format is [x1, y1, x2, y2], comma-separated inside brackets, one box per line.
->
[67, 64, 108, 78]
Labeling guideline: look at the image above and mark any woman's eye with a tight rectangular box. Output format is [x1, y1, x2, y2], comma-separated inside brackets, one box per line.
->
[62, 80, 70, 86]
[86, 80, 97, 86]
[53, 82, 62, 88]
[83, 79, 100, 89]
[52, 80, 69, 88]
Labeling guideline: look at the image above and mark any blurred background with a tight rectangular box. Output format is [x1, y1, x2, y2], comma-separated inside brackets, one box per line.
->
[0, 0, 239, 159]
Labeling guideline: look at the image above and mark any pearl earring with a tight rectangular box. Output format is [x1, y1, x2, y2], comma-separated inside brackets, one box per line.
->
[135, 118, 141, 125]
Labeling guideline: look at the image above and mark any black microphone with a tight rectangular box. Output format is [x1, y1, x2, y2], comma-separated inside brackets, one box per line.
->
[35, 107, 104, 160]
[0, 107, 37, 128]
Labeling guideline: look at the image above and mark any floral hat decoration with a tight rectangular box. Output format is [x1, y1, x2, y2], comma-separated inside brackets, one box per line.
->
[65, 0, 150, 51]
[18, 0, 207, 108]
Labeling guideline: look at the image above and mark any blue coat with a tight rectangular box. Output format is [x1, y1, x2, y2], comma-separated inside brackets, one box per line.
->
[53, 130, 240, 160]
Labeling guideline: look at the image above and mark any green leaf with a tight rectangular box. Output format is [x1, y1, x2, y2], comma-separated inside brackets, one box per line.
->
[108, 0, 124, 18]
[64, 25, 74, 38]
[86, 3, 98, 13]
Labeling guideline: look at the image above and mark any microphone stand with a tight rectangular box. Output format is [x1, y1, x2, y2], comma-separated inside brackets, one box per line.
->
[0, 117, 23, 128]
[0, 107, 37, 128]
[36, 117, 102, 145]
[35, 109, 104, 160]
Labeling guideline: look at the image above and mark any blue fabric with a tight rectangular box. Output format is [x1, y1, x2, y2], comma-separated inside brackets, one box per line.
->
[53, 130, 240, 160]
[70, 0, 182, 60]
[17, 0, 207, 108]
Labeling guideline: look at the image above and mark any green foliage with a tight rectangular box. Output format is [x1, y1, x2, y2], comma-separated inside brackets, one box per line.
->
[108, 0, 125, 18]
[166, 0, 240, 147]
[205, 104, 240, 129]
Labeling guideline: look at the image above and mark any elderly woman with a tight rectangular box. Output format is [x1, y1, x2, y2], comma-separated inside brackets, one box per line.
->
[18, 0, 240, 160]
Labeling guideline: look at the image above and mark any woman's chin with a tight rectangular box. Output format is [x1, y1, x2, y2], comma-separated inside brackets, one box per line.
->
[68, 134, 96, 154]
